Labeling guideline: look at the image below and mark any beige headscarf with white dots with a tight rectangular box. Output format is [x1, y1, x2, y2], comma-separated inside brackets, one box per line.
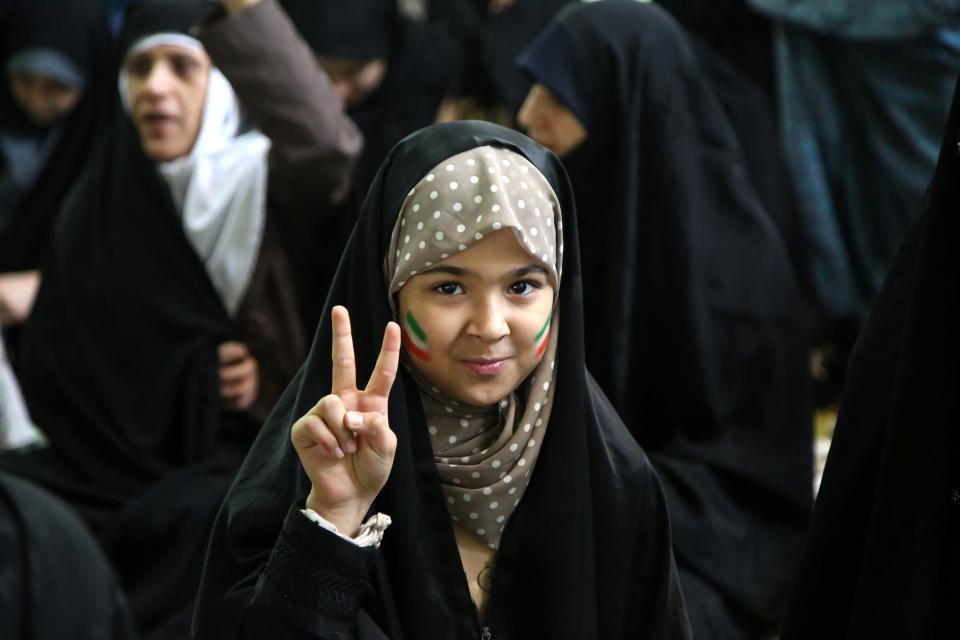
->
[385, 145, 563, 550]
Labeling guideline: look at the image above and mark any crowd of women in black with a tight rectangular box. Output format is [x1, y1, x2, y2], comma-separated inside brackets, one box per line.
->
[1, 0, 959, 638]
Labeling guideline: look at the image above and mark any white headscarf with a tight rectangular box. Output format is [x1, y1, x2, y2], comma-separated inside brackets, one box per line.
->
[0, 337, 43, 450]
[120, 33, 272, 316]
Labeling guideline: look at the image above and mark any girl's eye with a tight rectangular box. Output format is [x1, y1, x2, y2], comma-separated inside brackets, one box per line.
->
[509, 280, 540, 296]
[434, 282, 463, 296]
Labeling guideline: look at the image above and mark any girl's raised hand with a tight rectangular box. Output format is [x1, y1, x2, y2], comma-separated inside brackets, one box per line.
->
[291, 306, 401, 536]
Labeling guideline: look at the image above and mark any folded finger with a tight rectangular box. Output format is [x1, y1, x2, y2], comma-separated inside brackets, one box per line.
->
[220, 357, 257, 385]
[315, 394, 359, 455]
[220, 377, 256, 399]
[343, 411, 396, 460]
[292, 414, 345, 459]
[218, 341, 249, 364]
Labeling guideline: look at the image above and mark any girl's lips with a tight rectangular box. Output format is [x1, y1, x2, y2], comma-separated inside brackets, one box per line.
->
[461, 357, 512, 376]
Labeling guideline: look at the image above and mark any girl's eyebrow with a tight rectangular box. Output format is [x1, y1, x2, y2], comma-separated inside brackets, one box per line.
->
[509, 265, 549, 278]
[420, 265, 472, 277]
[419, 264, 549, 278]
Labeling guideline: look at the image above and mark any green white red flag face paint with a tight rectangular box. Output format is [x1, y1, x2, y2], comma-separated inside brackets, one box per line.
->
[535, 313, 551, 358]
[403, 310, 430, 362]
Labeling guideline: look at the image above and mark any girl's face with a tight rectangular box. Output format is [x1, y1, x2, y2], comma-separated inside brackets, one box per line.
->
[398, 228, 555, 407]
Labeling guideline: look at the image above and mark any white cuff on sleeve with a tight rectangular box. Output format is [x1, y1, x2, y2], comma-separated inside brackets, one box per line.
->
[300, 509, 391, 548]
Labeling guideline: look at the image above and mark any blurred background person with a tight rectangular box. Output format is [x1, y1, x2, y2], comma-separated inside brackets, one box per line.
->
[747, 0, 960, 396]
[281, 0, 461, 194]
[0, 0, 114, 343]
[517, 2, 813, 637]
[427, 0, 569, 124]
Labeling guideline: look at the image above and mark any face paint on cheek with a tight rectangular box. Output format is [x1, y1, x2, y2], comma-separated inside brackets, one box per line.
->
[402, 310, 431, 362]
[535, 313, 552, 358]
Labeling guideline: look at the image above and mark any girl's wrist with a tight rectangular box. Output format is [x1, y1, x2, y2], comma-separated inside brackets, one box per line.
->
[305, 490, 371, 538]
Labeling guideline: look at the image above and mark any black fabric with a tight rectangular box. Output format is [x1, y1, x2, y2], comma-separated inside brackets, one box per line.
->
[14, 117, 238, 490]
[0, 115, 249, 637]
[0, 472, 136, 640]
[655, 0, 776, 103]
[780, 77, 960, 640]
[256, 505, 379, 636]
[279, 0, 397, 60]
[118, 0, 215, 55]
[0, 0, 115, 273]
[427, 0, 569, 109]
[687, 36, 812, 311]
[194, 120, 691, 640]
[518, 2, 812, 637]
[280, 1, 459, 194]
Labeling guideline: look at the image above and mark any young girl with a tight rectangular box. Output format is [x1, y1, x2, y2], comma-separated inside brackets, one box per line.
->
[195, 120, 691, 639]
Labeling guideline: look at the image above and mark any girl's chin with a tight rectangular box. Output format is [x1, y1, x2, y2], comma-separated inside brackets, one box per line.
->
[439, 376, 521, 408]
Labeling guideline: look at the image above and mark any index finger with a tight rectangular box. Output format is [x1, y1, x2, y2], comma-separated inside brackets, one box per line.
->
[330, 306, 357, 395]
[364, 321, 401, 398]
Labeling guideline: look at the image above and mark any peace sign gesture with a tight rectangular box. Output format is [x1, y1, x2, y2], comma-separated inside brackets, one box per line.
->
[291, 306, 401, 537]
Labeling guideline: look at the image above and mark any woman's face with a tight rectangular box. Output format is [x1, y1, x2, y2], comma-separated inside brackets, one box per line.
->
[9, 71, 83, 127]
[398, 228, 555, 407]
[517, 83, 587, 158]
[124, 44, 211, 162]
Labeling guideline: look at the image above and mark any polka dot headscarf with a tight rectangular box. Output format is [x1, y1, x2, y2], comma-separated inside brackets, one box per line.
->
[385, 145, 564, 549]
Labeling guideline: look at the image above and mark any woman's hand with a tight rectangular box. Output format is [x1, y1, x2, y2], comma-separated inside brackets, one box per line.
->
[0, 271, 41, 327]
[291, 306, 401, 537]
[222, 0, 261, 14]
[219, 341, 259, 410]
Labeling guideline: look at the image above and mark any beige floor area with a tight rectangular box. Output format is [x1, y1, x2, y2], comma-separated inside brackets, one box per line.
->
[813, 408, 838, 497]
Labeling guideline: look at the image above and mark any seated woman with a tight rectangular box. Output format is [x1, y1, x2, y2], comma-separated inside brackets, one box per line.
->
[0, 0, 360, 635]
[516, 2, 812, 638]
[0, 0, 113, 333]
[780, 79, 960, 639]
[194, 120, 691, 639]
[0, 472, 135, 640]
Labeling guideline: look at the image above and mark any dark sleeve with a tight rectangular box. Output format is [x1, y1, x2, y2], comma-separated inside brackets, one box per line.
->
[196, 0, 363, 208]
[195, 504, 378, 639]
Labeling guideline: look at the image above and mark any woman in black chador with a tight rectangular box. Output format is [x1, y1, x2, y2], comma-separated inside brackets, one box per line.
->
[194, 120, 691, 639]
[516, 2, 813, 637]
[0, 0, 113, 331]
[0, 0, 360, 636]
[0, 472, 136, 640]
[780, 79, 960, 639]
